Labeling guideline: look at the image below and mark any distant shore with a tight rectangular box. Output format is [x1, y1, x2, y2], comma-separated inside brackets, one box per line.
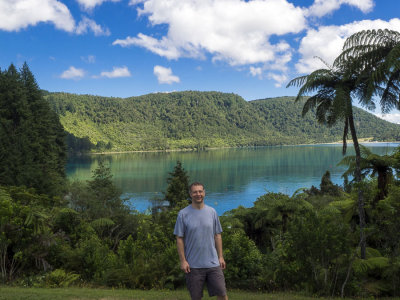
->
[87, 140, 399, 155]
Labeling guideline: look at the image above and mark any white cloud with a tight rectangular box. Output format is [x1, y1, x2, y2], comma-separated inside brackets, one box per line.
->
[375, 113, 400, 125]
[99, 66, 131, 78]
[306, 0, 374, 18]
[113, 0, 394, 87]
[76, 0, 120, 11]
[81, 55, 96, 63]
[116, 0, 306, 67]
[0, 0, 111, 36]
[113, 34, 181, 59]
[129, 0, 145, 4]
[250, 67, 263, 78]
[153, 66, 180, 84]
[60, 66, 85, 80]
[0, 0, 75, 32]
[267, 73, 288, 87]
[75, 16, 110, 36]
[296, 18, 400, 74]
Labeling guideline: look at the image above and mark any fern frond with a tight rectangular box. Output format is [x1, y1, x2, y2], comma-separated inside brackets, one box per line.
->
[286, 75, 309, 88]
[91, 218, 115, 229]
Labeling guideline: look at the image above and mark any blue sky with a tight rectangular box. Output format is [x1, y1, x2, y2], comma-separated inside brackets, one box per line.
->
[2, 0, 400, 123]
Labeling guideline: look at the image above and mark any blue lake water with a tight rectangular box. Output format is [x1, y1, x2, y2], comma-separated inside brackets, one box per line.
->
[66, 143, 399, 215]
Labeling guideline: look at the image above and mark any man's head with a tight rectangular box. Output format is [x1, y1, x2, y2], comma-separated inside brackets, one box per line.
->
[189, 182, 205, 205]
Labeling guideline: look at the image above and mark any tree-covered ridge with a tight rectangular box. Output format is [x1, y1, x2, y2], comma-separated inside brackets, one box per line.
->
[251, 96, 400, 144]
[45, 91, 400, 152]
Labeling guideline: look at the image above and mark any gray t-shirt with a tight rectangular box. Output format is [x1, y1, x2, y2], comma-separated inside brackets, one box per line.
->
[174, 204, 223, 268]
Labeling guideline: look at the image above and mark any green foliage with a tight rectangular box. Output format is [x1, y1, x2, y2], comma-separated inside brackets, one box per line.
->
[336, 29, 400, 114]
[228, 192, 313, 251]
[66, 132, 93, 153]
[306, 170, 343, 198]
[0, 186, 56, 282]
[44, 91, 400, 152]
[281, 209, 353, 295]
[222, 226, 264, 289]
[339, 145, 397, 202]
[165, 161, 190, 208]
[45, 269, 80, 288]
[68, 160, 126, 221]
[2, 167, 400, 297]
[0, 63, 66, 196]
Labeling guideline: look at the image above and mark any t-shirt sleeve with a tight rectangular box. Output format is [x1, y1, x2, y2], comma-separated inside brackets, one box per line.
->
[173, 211, 185, 237]
[214, 210, 223, 235]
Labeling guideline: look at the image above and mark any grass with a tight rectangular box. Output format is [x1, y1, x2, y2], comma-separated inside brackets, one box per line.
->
[1, 287, 399, 300]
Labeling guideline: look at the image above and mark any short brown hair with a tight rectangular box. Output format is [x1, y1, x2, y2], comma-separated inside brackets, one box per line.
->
[189, 182, 204, 193]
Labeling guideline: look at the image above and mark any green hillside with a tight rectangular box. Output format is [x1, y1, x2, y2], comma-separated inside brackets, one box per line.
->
[45, 91, 400, 152]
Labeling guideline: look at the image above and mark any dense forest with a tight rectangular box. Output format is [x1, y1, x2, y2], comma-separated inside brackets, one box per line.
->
[0, 63, 66, 196]
[45, 91, 400, 153]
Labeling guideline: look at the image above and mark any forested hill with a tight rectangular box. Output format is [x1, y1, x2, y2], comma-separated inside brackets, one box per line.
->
[45, 91, 400, 152]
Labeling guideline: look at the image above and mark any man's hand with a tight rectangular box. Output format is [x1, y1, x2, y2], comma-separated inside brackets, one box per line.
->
[176, 236, 190, 273]
[180, 260, 191, 273]
[219, 256, 226, 270]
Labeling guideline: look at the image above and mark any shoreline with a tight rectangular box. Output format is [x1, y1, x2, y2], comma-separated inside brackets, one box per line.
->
[86, 140, 400, 155]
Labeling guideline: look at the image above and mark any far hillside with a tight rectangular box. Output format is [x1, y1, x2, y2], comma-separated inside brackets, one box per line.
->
[45, 91, 400, 152]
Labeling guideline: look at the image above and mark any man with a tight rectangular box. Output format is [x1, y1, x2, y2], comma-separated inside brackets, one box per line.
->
[174, 182, 228, 300]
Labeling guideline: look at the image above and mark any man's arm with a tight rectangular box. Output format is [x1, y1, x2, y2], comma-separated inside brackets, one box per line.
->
[214, 233, 226, 269]
[176, 236, 190, 273]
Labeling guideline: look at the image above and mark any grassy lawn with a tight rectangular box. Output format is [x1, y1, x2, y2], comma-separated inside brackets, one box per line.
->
[1, 287, 398, 300]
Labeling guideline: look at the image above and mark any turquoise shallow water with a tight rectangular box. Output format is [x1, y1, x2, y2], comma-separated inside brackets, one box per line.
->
[67, 143, 399, 215]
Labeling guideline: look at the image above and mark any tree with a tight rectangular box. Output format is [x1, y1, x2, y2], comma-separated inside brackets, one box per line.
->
[165, 161, 190, 208]
[287, 58, 368, 258]
[229, 192, 313, 250]
[0, 186, 55, 281]
[339, 145, 397, 204]
[0, 63, 66, 196]
[86, 159, 125, 219]
[335, 29, 400, 114]
[306, 170, 343, 197]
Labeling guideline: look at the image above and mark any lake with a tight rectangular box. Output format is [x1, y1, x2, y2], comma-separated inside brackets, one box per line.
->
[66, 143, 399, 215]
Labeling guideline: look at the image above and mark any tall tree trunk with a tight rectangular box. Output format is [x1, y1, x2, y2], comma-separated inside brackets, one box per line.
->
[347, 113, 366, 259]
[376, 170, 388, 202]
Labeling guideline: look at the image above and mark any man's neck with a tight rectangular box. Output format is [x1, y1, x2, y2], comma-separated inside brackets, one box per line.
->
[191, 202, 205, 210]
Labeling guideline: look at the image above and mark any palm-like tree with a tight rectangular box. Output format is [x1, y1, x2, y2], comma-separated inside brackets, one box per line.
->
[339, 145, 397, 204]
[287, 59, 368, 258]
[335, 29, 400, 113]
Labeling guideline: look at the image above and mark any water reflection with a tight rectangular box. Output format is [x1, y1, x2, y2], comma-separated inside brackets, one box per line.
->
[67, 143, 398, 214]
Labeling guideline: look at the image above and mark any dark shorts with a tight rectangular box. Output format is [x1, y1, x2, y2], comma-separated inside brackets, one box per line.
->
[185, 266, 227, 300]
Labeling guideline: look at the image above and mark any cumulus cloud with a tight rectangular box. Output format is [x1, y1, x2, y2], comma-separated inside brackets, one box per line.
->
[376, 113, 400, 125]
[99, 66, 131, 78]
[267, 73, 288, 87]
[114, 34, 181, 59]
[250, 67, 263, 78]
[113, 0, 379, 86]
[0, 0, 75, 32]
[116, 0, 306, 68]
[296, 18, 400, 74]
[76, 0, 120, 11]
[306, 0, 374, 18]
[153, 66, 180, 84]
[0, 0, 111, 36]
[76, 16, 110, 36]
[60, 66, 85, 79]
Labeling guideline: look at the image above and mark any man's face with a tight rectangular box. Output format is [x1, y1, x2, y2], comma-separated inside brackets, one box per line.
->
[190, 185, 205, 204]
